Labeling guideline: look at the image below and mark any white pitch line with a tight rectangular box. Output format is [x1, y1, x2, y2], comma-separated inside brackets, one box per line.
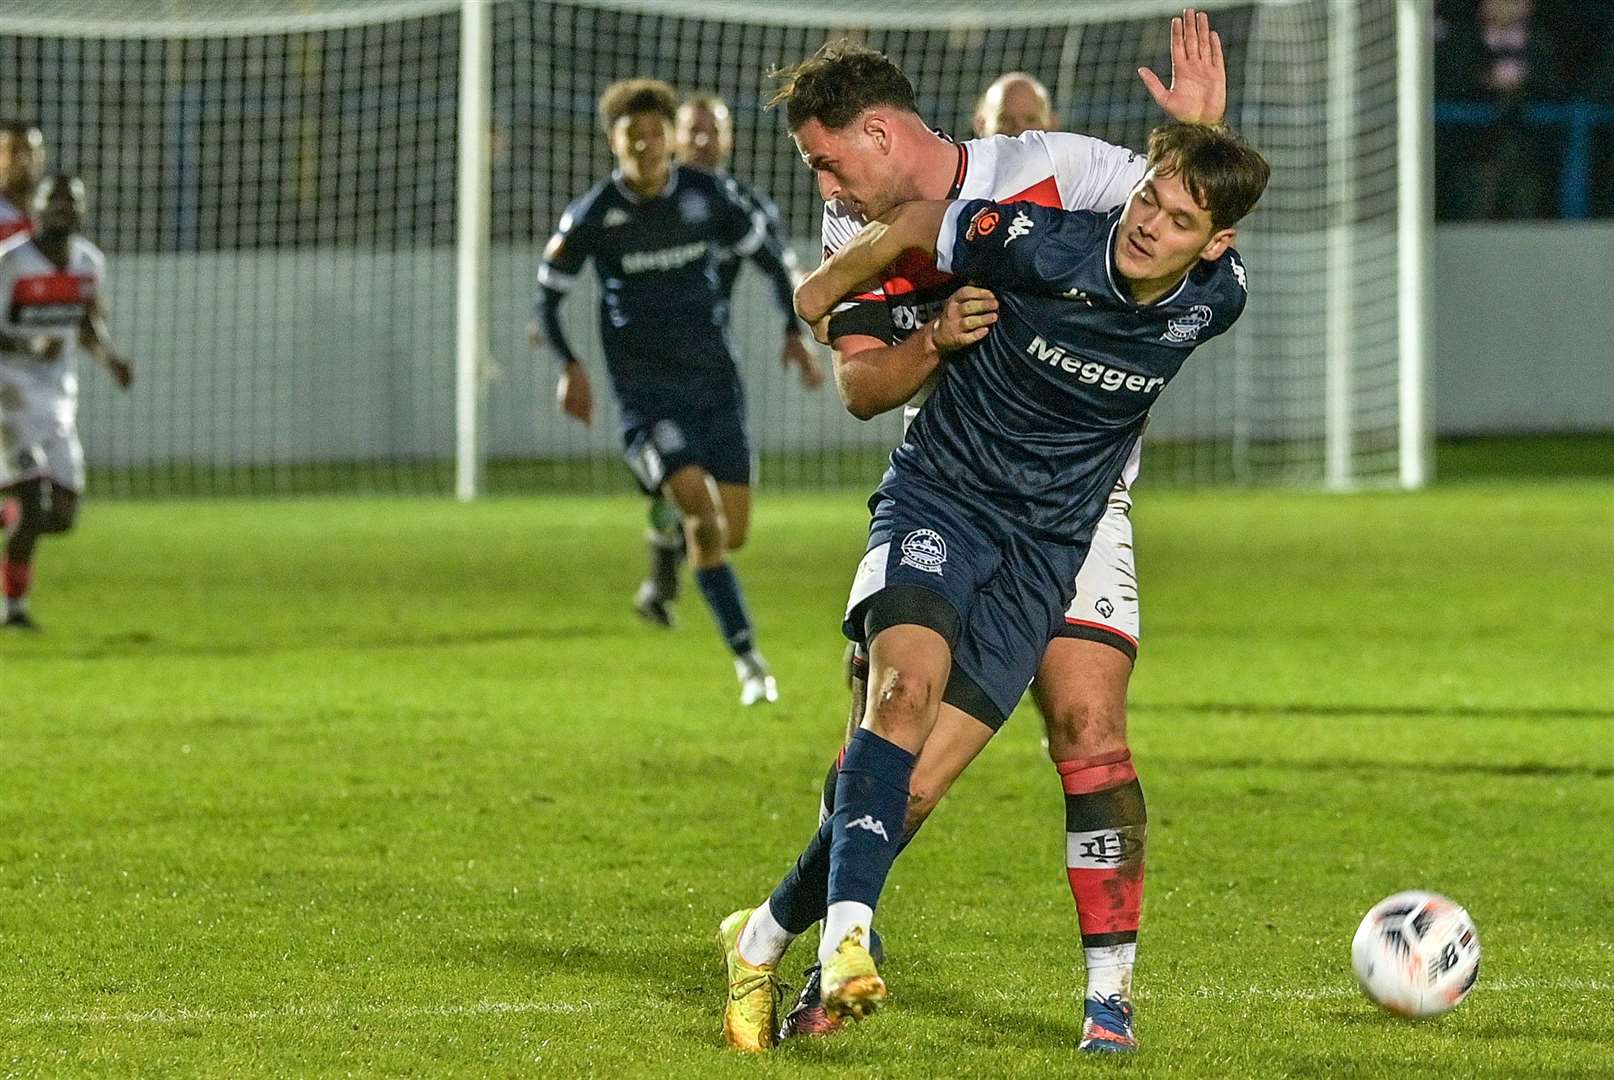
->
[7, 999, 596, 1027]
[1162, 977, 1612, 1002]
[8, 978, 1610, 1028]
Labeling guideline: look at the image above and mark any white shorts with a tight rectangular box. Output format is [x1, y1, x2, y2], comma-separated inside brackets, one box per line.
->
[1061, 493, 1139, 658]
[1059, 440, 1142, 659]
[0, 412, 85, 493]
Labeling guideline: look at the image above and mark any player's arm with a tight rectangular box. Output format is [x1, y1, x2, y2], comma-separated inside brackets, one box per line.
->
[0, 330, 62, 360]
[79, 297, 133, 388]
[533, 206, 595, 425]
[720, 179, 823, 390]
[796, 200, 953, 326]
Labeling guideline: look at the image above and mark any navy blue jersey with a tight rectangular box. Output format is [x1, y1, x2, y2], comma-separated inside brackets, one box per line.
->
[536, 165, 765, 417]
[889, 199, 1248, 543]
[714, 173, 799, 330]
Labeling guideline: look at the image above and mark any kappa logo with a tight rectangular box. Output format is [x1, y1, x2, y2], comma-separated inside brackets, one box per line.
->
[966, 207, 1000, 241]
[1061, 286, 1093, 305]
[1095, 597, 1115, 619]
[1161, 304, 1213, 344]
[1231, 255, 1247, 291]
[899, 528, 947, 574]
[846, 814, 890, 842]
[602, 208, 631, 228]
[678, 192, 710, 224]
[1005, 209, 1035, 245]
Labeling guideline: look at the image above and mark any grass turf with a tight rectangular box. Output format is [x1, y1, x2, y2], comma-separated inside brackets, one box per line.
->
[2, 483, 1611, 1077]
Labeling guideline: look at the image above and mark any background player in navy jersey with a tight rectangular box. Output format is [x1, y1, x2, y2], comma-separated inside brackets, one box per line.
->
[0, 175, 134, 630]
[720, 121, 1268, 1053]
[601, 92, 827, 627]
[533, 78, 795, 706]
[726, 14, 1230, 1046]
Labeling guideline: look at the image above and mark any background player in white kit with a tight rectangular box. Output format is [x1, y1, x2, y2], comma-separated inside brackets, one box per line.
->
[727, 11, 1229, 1048]
[0, 121, 44, 244]
[0, 175, 134, 629]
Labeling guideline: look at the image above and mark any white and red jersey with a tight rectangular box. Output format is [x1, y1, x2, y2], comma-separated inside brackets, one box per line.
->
[821, 130, 1146, 348]
[0, 195, 31, 244]
[0, 232, 105, 425]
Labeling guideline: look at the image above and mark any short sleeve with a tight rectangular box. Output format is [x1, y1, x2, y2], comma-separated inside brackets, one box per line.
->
[715, 176, 767, 256]
[937, 199, 1087, 290]
[537, 197, 596, 292]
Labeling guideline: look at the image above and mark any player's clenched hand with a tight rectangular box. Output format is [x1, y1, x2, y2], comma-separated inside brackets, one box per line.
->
[932, 286, 998, 354]
[781, 333, 825, 390]
[30, 335, 63, 361]
[527, 319, 545, 349]
[1138, 8, 1226, 126]
[557, 361, 593, 425]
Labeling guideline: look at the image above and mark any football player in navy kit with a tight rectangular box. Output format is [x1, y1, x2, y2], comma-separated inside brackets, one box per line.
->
[610, 92, 824, 630]
[722, 12, 1233, 1051]
[719, 120, 1268, 1052]
[533, 79, 798, 706]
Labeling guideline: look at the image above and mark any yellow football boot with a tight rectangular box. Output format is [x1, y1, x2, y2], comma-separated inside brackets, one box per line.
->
[820, 926, 887, 1022]
[717, 908, 783, 1052]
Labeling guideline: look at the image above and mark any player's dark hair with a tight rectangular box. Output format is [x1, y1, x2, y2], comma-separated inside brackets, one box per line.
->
[0, 119, 42, 140]
[767, 39, 919, 131]
[1146, 122, 1270, 229]
[597, 78, 678, 136]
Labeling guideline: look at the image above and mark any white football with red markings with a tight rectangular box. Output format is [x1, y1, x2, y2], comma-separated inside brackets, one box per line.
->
[1351, 891, 1481, 1018]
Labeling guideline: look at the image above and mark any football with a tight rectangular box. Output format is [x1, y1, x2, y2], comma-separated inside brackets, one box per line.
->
[1351, 891, 1482, 1018]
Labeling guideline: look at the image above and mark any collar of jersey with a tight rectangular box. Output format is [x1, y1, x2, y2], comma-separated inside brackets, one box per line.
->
[1104, 217, 1190, 309]
[611, 164, 680, 204]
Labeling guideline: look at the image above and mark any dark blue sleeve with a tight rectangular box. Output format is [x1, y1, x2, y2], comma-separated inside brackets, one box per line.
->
[739, 182, 802, 335]
[937, 199, 1102, 292]
[713, 175, 767, 257]
[533, 194, 597, 366]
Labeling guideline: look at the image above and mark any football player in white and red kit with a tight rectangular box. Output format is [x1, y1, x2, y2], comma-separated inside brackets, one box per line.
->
[0, 121, 44, 244]
[0, 175, 134, 629]
[719, 10, 1229, 1054]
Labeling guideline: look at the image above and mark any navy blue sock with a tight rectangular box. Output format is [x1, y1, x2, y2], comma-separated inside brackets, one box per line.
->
[770, 749, 904, 953]
[826, 728, 915, 911]
[693, 562, 754, 655]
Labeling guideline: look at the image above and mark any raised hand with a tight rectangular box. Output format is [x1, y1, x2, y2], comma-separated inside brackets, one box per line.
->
[1138, 8, 1227, 126]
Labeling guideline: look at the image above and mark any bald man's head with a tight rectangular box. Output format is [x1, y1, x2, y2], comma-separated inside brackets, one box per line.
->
[973, 72, 1055, 138]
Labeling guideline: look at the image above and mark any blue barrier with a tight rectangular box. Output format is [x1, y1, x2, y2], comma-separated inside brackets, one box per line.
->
[1436, 99, 1614, 219]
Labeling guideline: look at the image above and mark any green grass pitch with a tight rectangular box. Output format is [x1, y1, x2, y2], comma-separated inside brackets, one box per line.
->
[3, 479, 1612, 1077]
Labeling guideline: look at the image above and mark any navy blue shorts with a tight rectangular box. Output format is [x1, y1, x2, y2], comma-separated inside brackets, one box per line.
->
[621, 398, 752, 496]
[842, 472, 1090, 729]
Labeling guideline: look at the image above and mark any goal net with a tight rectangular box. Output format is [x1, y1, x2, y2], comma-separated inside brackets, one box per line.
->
[0, 0, 1428, 496]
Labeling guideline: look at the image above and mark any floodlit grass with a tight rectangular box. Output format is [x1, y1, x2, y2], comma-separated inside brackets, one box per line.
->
[3, 481, 1611, 1077]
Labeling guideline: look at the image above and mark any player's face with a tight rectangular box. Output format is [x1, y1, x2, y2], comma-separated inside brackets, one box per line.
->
[975, 81, 1052, 138]
[0, 129, 45, 193]
[793, 117, 912, 221]
[1114, 168, 1234, 285]
[610, 112, 673, 190]
[35, 181, 85, 236]
[675, 103, 731, 170]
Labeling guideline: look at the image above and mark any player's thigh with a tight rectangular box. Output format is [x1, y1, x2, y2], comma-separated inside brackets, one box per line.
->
[1032, 636, 1134, 761]
[948, 536, 1088, 735]
[906, 703, 995, 831]
[715, 482, 750, 551]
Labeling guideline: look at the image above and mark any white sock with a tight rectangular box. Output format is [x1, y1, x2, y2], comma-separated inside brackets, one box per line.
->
[1084, 943, 1137, 1001]
[737, 901, 795, 967]
[819, 900, 874, 967]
